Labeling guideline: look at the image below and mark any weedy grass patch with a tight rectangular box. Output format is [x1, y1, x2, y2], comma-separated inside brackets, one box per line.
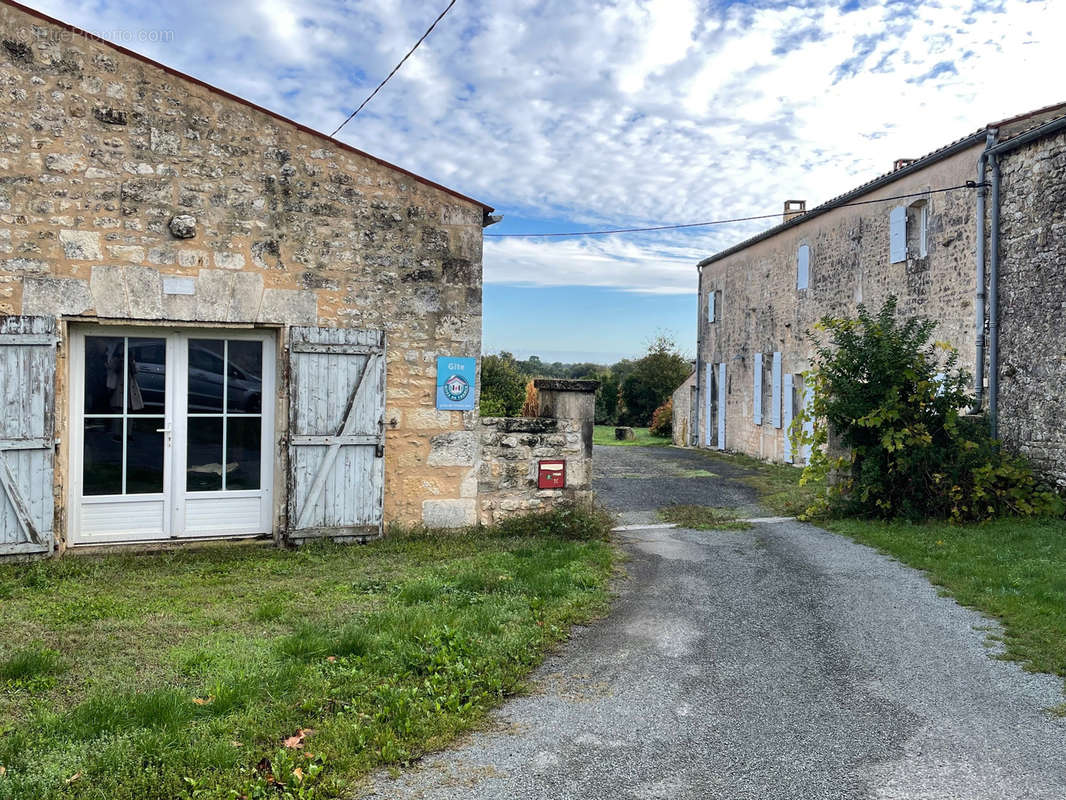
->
[658, 505, 753, 531]
[0, 507, 614, 800]
[695, 449, 819, 517]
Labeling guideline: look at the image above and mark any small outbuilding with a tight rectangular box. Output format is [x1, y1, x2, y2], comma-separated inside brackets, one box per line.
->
[0, 1, 496, 556]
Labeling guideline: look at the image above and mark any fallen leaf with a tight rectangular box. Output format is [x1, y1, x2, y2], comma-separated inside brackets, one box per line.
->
[192, 696, 213, 706]
[283, 728, 314, 749]
[0, 765, 6, 776]
[292, 767, 305, 782]
[65, 772, 82, 785]
[230, 741, 243, 748]
[304, 752, 314, 759]
[326, 656, 337, 662]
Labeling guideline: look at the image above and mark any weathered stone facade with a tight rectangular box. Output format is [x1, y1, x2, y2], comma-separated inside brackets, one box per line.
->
[477, 416, 591, 525]
[0, 2, 491, 545]
[997, 129, 1066, 487]
[670, 370, 696, 447]
[697, 147, 981, 462]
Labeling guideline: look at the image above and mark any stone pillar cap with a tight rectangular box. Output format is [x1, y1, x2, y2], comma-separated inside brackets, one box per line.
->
[532, 379, 600, 392]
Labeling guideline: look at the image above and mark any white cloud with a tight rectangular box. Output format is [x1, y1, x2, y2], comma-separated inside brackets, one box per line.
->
[28, 0, 1066, 294]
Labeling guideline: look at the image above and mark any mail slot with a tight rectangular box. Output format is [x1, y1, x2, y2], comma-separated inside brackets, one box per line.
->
[538, 460, 566, 489]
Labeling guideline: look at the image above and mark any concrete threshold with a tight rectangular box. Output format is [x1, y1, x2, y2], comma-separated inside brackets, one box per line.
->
[611, 523, 679, 532]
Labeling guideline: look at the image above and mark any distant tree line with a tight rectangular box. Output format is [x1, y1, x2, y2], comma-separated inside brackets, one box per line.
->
[480, 336, 692, 427]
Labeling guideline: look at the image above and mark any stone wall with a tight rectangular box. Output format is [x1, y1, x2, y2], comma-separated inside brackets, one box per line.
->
[477, 416, 592, 525]
[671, 370, 696, 447]
[0, 3, 488, 538]
[698, 145, 982, 462]
[997, 128, 1066, 487]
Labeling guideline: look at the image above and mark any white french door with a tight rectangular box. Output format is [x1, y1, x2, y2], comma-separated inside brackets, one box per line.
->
[68, 326, 275, 544]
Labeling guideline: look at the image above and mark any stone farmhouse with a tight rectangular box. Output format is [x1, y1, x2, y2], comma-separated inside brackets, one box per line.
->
[0, 1, 596, 558]
[689, 101, 1066, 488]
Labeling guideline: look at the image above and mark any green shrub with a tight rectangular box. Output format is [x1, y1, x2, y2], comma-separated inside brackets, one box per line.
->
[798, 297, 1063, 522]
[494, 502, 613, 541]
[649, 399, 673, 437]
[479, 354, 526, 417]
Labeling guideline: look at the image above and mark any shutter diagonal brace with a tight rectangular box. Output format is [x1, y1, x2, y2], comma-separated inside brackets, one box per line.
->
[294, 353, 377, 531]
[0, 452, 43, 546]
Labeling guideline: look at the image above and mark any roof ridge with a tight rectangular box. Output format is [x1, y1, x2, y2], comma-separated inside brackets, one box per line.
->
[0, 0, 494, 212]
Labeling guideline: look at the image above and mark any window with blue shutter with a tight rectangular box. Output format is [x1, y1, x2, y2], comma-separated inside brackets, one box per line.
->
[707, 291, 717, 323]
[782, 373, 794, 462]
[717, 362, 726, 450]
[753, 352, 763, 425]
[889, 206, 907, 263]
[797, 245, 810, 290]
[771, 352, 782, 429]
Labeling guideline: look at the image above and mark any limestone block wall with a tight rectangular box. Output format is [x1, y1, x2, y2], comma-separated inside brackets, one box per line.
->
[477, 417, 592, 525]
[0, 2, 490, 537]
[997, 129, 1066, 487]
[698, 145, 982, 463]
[671, 370, 697, 447]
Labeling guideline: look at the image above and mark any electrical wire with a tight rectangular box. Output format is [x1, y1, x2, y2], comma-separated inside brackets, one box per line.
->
[331, 0, 458, 138]
[483, 182, 984, 238]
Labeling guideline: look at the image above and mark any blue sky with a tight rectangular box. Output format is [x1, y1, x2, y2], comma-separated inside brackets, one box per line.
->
[27, 0, 1066, 364]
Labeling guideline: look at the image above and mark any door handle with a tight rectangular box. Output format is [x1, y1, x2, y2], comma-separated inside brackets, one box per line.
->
[156, 427, 172, 434]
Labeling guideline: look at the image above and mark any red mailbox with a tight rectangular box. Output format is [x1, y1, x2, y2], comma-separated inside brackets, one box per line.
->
[538, 460, 566, 489]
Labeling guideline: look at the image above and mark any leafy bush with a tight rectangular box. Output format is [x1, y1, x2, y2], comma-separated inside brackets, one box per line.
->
[798, 297, 1063, 522]
[479, 354, 526, 417]
[649, 399, 673, 437]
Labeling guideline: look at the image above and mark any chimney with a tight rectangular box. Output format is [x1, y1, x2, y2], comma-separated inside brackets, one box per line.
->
[893, 158, 916, 171]
[783, 199, 806, 223]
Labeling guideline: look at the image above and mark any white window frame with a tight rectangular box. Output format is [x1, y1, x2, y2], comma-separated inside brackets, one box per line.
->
[67, 324, 277, 545]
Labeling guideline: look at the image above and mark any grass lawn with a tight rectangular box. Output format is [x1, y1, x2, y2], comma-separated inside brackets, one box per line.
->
[593, 425, 671, 447]
[0, 512, 614, 799]
[825, 517, 1066, 686]
[696, 449, 819, 517]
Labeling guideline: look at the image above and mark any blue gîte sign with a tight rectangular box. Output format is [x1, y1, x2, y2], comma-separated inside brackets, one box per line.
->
[436, 356, 477, 410]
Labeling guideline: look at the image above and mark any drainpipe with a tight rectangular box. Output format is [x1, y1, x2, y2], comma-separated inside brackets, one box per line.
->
[694, 265, 703, 447]
[973, 128, 997, 412]
[988, 153, 1001, 439]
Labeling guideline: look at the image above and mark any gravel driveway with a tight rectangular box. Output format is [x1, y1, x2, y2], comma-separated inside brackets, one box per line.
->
[360, 445, 1066, 799]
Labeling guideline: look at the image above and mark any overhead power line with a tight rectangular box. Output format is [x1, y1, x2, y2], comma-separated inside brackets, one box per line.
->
[331, 0, 458, 138]
[483, 183, 984, 238]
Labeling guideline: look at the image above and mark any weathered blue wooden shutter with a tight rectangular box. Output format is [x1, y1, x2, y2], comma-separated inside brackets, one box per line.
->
[771, 352, 782, 429]
[797, 245, 810, 290]
[288, 327, 386, 540]
[917, 204, 928, 257]
[0, 316, 56, 556]
[753, 352, 763, 425]
[890, 206, 907, 263]
[782, 373, 794, 463]
[707, 291, 716, 323]
[717, 362, 726, 451]
[801, 381, 814, 464]
[704, 363, 713, 446]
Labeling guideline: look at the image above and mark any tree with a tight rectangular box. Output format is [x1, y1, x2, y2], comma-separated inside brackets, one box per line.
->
[800, 296, 1062, 521]
[479, 354, 525, 417]
[619, 336, 691, 427]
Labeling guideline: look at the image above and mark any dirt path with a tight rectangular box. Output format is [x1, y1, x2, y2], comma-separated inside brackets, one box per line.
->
[359, 445, 1066, 799]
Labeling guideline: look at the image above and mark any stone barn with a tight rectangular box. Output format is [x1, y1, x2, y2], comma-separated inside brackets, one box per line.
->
[0, 1, 496, 556]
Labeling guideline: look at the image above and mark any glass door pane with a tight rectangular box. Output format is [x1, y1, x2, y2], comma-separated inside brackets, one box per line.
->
[82, 335, 166, 496]
[186, 339, 263, 492]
